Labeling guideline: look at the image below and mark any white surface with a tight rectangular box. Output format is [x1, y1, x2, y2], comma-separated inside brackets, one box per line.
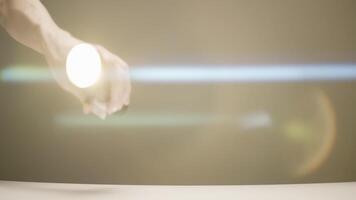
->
[0, 181, 355, 200]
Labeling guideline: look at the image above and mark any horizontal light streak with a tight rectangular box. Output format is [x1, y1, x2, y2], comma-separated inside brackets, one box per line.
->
[2, 64, 356, 83]
[55, 112, 219, 127]
[132, 64, 356, 83]
[55, 112, 272, 128]
[0, 66, 52, 83]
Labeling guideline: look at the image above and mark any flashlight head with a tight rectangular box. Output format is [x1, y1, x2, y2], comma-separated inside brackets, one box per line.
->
[66, 43, 102, 88]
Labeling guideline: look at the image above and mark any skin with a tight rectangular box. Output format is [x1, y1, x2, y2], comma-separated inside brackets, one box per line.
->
[0, 0, 131, 119]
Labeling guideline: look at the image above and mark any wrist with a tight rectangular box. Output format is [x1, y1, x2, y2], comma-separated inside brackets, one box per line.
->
[40, 25, 81, 65]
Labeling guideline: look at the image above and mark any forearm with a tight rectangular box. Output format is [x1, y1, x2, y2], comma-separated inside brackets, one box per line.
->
[0, 0, 80, 57]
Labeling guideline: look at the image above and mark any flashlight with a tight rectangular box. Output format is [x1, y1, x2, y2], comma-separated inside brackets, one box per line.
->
[66, 43, 109, 118]
[66, 43, 125, 118]
[66, 43, 102, 88]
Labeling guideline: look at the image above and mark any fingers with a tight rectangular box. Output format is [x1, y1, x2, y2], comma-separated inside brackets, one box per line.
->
[91, 100, 108, 119]
[108, 65, 131, 115]
[80, 68, 128, 118]
[104, 50, 130, 114]
[119, 60, 131, 106]
[108, 68, 124, 114]
[80, 92, 107, 119]
[78, 44, 131, 118]
[82, 99, 108, 119]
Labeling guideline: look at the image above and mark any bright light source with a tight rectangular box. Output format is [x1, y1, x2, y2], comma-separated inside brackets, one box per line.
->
[66, 43, 102, 88]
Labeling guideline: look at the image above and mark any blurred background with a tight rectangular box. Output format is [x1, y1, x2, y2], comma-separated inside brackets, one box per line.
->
[0, 0, 355, 185]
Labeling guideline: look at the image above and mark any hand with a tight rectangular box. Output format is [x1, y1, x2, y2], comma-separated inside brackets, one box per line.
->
[43, 30, 131, 119]
[88, 45, 131, 118]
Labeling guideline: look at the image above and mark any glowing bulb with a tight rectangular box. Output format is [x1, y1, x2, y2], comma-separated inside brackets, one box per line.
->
[66, 43, 102, 88]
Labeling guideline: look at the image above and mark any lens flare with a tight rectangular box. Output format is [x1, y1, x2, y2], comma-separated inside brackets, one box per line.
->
[66, 43, 102, 88]
[291, 90, 336, 177]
